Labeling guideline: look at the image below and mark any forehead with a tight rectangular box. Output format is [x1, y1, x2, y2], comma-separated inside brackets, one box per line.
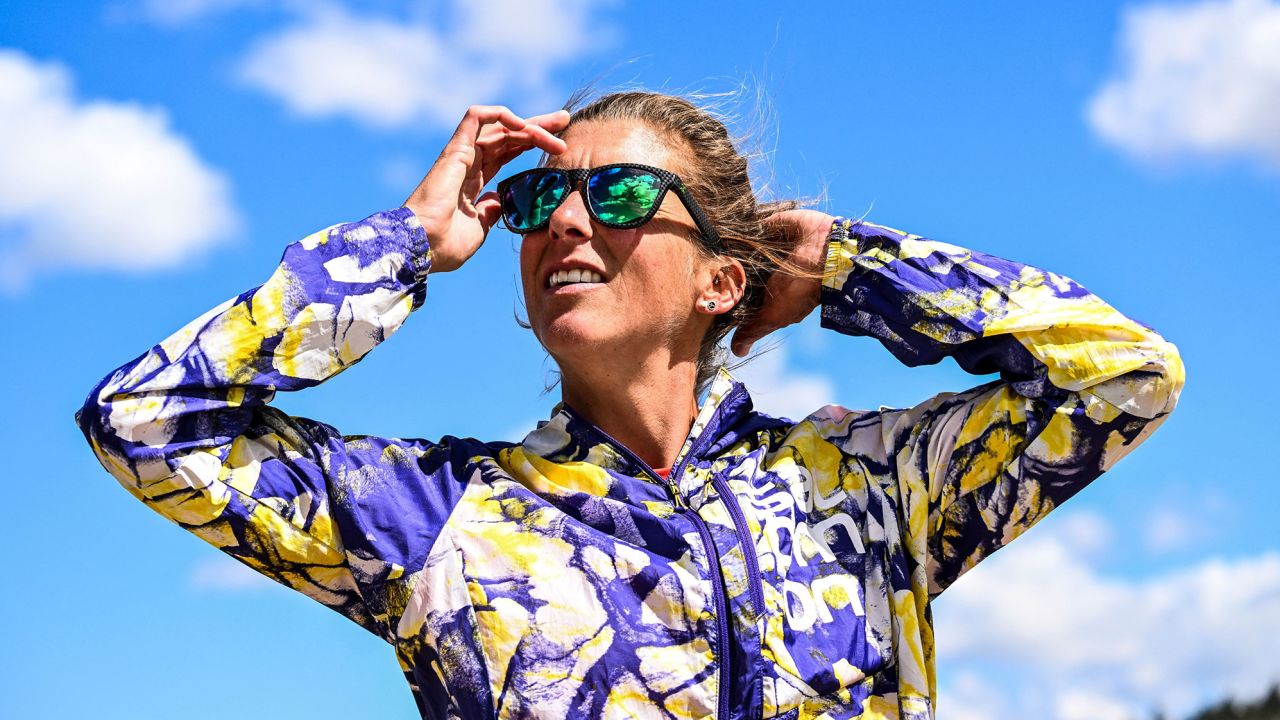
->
[547, 119, 686, 174]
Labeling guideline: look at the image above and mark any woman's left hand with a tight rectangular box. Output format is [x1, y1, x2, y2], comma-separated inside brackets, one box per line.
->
[730, 209, 837, 357]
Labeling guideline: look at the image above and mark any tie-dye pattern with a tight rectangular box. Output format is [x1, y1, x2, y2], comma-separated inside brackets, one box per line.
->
[75, 209, 1183, 719]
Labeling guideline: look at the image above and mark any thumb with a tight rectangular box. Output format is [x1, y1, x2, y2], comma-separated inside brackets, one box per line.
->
[476, 191, 503, 233]
[730, 325, 761, 358]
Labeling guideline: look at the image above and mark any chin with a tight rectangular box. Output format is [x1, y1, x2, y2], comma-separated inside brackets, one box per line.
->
[535, 314, 614, 357]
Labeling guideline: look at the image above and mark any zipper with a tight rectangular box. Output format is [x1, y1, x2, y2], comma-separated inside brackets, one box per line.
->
[689, 507, 733, 720]
[668, 425, 733, 720]
[712, 474, 765, 621]
[560, 404, 737, 720]
[559, 405, 686, 504]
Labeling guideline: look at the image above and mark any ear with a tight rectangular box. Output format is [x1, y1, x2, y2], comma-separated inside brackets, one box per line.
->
[696, 258, 747, 315]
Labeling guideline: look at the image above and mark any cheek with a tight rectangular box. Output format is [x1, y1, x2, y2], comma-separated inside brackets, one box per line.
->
[517, 244, 548, 340]
[518, 237, 542, 299]
[623, 250, 699, 310]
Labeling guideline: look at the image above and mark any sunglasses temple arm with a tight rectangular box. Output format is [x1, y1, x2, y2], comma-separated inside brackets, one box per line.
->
[673, 184, 724, 252]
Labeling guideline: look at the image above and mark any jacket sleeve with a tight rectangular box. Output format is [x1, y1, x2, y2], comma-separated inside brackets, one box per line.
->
[818, 217, 1184, 596]
[73, 207, 450, 639]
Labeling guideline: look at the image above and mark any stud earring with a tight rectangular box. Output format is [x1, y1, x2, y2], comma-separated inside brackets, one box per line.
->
[705, 301, 717, 311]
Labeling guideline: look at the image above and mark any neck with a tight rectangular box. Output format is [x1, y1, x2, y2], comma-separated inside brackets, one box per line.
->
[558, 349, 701, 471]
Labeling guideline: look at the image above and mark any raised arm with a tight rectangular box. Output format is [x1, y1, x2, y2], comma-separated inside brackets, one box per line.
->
[819, 216, 1183, 593]
[736, 211, 1184, 595]
[74, 106, 571, 637]
[74, 208, 437, 637]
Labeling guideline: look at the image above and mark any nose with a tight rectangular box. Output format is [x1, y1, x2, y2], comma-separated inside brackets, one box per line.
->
[546, 186, 593, 243]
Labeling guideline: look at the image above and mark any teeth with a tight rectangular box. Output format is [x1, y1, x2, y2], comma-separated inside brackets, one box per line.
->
[548, 269, 604, 287]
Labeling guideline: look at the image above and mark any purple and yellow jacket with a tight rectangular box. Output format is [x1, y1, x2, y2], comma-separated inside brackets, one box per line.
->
[75, 208, 1183, 719]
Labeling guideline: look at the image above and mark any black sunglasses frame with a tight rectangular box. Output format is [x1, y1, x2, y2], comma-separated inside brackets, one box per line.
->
[496, 163, 723, 252]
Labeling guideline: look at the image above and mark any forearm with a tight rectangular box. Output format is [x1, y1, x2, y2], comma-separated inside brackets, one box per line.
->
[70, 208, 431, 636]
[75, 206, 430, 484]
[818, 216, 1183, 418]
[816, 216, 1185, 593]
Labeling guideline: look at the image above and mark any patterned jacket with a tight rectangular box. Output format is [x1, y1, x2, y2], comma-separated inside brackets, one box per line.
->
[75, 207, 1184, 719]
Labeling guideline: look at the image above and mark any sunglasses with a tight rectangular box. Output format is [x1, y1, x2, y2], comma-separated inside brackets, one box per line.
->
[496, 163, 723, 252]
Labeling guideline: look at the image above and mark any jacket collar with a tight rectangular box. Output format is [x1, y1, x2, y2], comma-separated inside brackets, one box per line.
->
[519, 367, 754, 492]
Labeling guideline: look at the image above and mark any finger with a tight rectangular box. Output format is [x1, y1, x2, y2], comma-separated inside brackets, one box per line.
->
[730, 321, 770, 357]
[516, 109, 571, 151]
[762, 215, 805, 252]
[729, 285, 792, 356]
[473, 111, 569, 180]
[409, 106, 544, 226]
[426, 109, 510, 194]
[470, 105, 531, 133]
[475, 129, 534, 157]
[761, 208, 802, 225]
[475, 109, 566, 141]
[452, 108, 568, 202]
[451, 124, 537, 197]
[476, 126, 560, 156]
[502, 110, 569, 151]
[475, 130, 562, 186]
[528, 109, 571, 134]
[479, 142, 538, 184]
[473, 118, 566, 157]
[476, 191, 504, 233]
[511, 122, 566, 155]
[441, 106, 530, 163]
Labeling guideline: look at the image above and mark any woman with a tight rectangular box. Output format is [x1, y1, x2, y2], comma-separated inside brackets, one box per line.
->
[76, 93, 1184, 719]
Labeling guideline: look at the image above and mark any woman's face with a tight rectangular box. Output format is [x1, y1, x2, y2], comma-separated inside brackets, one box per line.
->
[518, 119, 712, 366]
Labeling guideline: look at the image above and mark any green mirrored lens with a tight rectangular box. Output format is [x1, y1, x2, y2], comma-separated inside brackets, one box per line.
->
[587, 167, 662, 225]
[504, 172, 567, 230]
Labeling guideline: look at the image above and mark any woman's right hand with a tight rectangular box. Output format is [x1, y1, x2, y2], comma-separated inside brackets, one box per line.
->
[404, 105, 570, 273]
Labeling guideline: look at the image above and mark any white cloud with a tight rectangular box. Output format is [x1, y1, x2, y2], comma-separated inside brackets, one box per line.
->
[1055, 509, 1113, 557]
[1054, 688, 1136, 720]
[451, 0, 617, 70]
[0, 49, 238, 291]
[730, 343, 837, 421]
[943, 672, 1011, 720]
[238, 8, 484, 129]
[1087, 0, 1280, 168]
[133, 0, 264, 26]
[1144, 506, 1196, 553]
[237, 1, 615, 131]
[188, 554, 275, 592]
[934, 512, 1280, 719]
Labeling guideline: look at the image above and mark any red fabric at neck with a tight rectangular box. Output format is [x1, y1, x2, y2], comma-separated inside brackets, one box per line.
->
[654, 467, 671, 479]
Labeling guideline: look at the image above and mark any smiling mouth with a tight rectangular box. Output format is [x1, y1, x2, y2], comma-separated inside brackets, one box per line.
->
[547, 269, 605, 288]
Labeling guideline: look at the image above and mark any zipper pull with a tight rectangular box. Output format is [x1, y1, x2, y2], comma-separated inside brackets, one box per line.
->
[668, 482, 689, 509]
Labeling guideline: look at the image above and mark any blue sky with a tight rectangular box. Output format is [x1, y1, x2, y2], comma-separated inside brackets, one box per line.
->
[1, 1, 1278, 718]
